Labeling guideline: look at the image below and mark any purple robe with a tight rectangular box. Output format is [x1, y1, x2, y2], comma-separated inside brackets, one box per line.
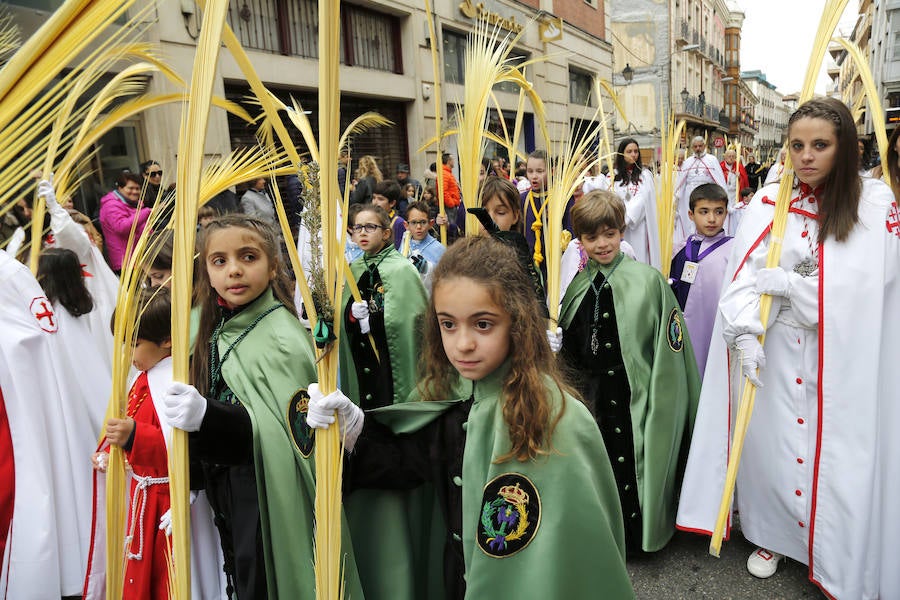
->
[669, 230, 733, 379]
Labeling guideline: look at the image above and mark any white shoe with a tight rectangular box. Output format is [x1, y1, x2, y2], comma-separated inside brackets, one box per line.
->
[747, 547, 783, 578]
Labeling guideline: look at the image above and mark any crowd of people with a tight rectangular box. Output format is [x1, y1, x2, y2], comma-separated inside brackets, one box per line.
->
[2, 96, 900, 599]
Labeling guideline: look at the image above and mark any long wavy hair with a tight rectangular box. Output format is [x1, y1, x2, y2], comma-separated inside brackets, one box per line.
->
[418, 236, 571, 462]
[37, 248, 93, 317]
[888, 127, 900, 202]
[788, 97, 861, 243]
[614, 137, 644, 186]
[355, 155, 384, 183]
[190, 215, 297, 396]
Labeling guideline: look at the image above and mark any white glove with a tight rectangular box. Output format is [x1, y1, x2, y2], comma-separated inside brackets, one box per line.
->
[159, 509, 172, 536]
[546, 327, 563, 353]
[351, 300, 371, 335]
[158, 492, 198, 536]
[37, 178, 61, 212]
[733, 333, 765, 388]
[163, 382, 208, 432]
[306, 383, 364, 451]
[6, 227, 25, 257]
[755, 267, 792, 299]
[38, 177, 68, 229]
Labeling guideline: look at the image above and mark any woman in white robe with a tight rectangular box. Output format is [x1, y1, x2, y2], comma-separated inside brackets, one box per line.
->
[610, 138, 661, 270]
[677, 97, 900, 599]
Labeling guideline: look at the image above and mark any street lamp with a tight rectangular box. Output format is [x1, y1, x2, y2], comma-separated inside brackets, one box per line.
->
[622, 63, 634, 83]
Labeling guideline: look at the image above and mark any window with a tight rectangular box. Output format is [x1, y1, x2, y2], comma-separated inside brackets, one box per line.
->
[443, 29, 467, 85]
[226, 84, 410, 176]
[569, 69, 593, 106]
[443, 28, 529, 93]
[228, 0, 401, 72]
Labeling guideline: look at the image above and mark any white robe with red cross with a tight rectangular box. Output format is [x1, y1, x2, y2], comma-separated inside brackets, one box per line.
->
[0, 251, 102, 598]
[676, 179, 900, 599]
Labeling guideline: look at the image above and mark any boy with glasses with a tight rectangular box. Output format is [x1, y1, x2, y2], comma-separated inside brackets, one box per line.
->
[400, 201, 445, 292]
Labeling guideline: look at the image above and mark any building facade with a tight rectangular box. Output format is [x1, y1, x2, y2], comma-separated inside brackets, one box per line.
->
[608, 0, 749, 159]
[6, 0, 613, 207]
[869, 0, 900, 135]
[721, 4, 756, 150]
[742, 70, 783, 160]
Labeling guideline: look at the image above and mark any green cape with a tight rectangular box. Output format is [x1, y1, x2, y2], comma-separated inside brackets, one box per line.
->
[339, 245, 431, 598]
[218, 288, 363, 598]
[368, 363, 635, 599]
[339, 244, 428, 406]
[560, 254, 701, 551]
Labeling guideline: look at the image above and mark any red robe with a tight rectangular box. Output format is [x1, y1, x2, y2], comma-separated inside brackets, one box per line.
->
[0, 388, 13, 561]
[719, 160, 749, 191]
[121, 372, 171, 600]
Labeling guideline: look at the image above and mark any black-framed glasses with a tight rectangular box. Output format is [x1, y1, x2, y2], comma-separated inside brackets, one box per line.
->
[408, 220, 429, 227]
[147, 170, 162, 177]
[351, 223, 386, 233]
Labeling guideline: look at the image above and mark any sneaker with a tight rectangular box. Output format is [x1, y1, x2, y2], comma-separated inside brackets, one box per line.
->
[747, 547, 783, 578]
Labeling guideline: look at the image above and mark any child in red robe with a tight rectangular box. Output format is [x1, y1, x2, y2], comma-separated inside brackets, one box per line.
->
[91, 287, 174, 599]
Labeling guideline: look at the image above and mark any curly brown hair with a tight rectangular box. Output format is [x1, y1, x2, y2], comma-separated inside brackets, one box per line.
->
[418, 235, 572, 462]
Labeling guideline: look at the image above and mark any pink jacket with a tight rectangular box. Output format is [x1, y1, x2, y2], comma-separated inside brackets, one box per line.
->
[98, 190, 151, 271]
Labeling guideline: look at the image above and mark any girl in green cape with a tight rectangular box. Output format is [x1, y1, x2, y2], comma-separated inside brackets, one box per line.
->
[309, 235, 634, 599]
[162, 215, 362, 599]
[341, 203, 428, 408]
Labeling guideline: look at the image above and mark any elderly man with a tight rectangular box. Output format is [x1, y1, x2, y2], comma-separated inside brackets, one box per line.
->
[720, 149, 749, 208]
[674, 136, 727, 242]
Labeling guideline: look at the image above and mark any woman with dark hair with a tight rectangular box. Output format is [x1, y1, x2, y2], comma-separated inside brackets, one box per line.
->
[140, 159, 175, 229]
[611, 138, 660, 269]
[98, 171, 150, 273]
[887, 127, 900, 201]
[36, 245, 115, 371]
[37, 248, 93, 317]
[678, 97, 900, 598]
[140, 160, 162, 203]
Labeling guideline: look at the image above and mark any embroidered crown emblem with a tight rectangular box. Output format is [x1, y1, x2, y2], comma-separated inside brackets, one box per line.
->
[499, 482, 529, 505]
[477, 474, 541, 558]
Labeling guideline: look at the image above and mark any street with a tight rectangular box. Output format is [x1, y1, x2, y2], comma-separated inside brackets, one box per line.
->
[630, 525, 825, 599]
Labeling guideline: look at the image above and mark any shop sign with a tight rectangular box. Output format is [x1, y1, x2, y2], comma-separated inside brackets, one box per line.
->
[459, 1, 525, 34]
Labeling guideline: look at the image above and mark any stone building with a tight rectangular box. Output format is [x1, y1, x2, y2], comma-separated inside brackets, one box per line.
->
[5, 0, 613, 212]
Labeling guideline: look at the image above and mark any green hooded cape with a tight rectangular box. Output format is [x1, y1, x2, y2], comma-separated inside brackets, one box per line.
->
[560, 254, 701, 551]
[338, 245, 431, 598]
[366, 362, 635, 599]
[218, 288, 363, 598]
[339, 244, 428, 406]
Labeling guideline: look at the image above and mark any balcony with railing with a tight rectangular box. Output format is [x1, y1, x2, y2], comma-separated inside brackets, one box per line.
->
[678, 94, 722, 125]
